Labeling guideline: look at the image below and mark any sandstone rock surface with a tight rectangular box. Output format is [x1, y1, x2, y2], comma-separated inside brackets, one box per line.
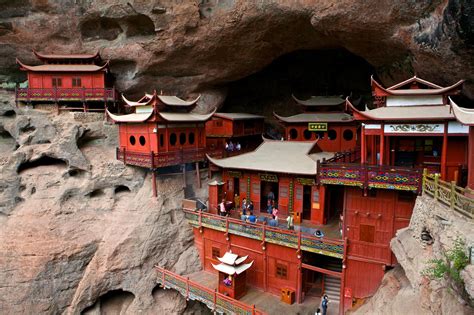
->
[0, 91, 208, 314]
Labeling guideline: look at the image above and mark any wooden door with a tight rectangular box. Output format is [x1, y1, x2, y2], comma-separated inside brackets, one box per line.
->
[278, 178, 290, 215]
[293, 183, 303, 223]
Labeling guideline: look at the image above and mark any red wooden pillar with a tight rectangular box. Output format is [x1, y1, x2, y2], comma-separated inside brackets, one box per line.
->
[319, 185, 327, 225]
[152, 171, 157, 197]
[296, 231, 302, 304]
[370, 135, 376, 164]
[441, 122, 448, 180]
[468, 126, 474, 190]
[361, 125, 366, 164]
[379, 124, 385, 166]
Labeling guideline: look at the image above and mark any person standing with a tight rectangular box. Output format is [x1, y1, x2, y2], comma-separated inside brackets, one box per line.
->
[266, 199, 273, 214]
[286, 215, 294, 230]
[234, 194, 240, 211]
[247, 201, 254, 216]
[321, 295, 329, 315]
[272, 207, 279, 221]
[219, 199, 226, 217]
[236, 142, 241, 151]
[267, 189, 275, 204]
[315, 308, 322, 315]
[241, 198, 247, 215]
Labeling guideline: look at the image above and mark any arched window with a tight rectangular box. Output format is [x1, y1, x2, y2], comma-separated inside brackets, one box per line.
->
[179, 132, 186, 145]
[343, 129, 354, 141]
[189, 132, 195, 145]
[170, 133, 177, 146]
[139, 135, 146, 146]
[129, 135, 136, 145]
[303, 129, 312, 140]
[328, 129, 337, 140]
[289, 128, 298, 140]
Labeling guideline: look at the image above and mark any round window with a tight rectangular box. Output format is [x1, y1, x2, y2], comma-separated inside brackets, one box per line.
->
[139, 135, 146, 146]
[289, 128, 298, 140]
[189, 132, 195, 145]
[129, 135, 136, 145]
[328, 129, 337, 140]
[303, 129, 312, 140]
[343, 129, 354, 141]
[170, 133, 177, 146]
[179, 133, 186, 145]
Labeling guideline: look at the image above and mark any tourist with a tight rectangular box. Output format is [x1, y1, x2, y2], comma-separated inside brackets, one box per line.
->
[241, 198, 247, 215]
[286, 215, 294, 230]
[225, 142, 229, 151]
[315, 308, 322, 315]
[266, 199, 273, 214]
[228, 141, 234, 151]
[272, 207, 279, 221]
[219, 199, 226, 216]
[267, 189, 275, 204]
[236, 142, 241, 151]
[314, 230, 325, 238]
[247, 201, 254, 216]
[321, 295, 329, 315]
[234, 193, 240, 211]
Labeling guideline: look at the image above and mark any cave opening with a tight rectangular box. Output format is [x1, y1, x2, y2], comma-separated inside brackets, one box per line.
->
[17, 156, 67, 173]
[114, 185, 131, 195]
[219, 48, 376, 121]
[82, 289, 135, 315]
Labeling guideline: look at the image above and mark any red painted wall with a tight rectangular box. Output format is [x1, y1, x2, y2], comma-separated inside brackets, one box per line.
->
[193, 227, 300, 296]
[285, 124, 358, 152]
[27, 72, 106, 89]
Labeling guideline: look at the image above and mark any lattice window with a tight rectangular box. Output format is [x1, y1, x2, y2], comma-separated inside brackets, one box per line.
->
[212, 247, 220, 259]
[52, 78, 62, 87]
[296, 186, 303, 200]
[280, 186, 288, 198]
[359, 224, 375, 243]
[72, 77, 82, 87]
[312, 190, 319, 202]
[276, 262, 288, 279]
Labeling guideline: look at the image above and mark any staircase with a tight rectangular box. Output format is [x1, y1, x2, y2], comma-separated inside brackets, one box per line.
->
[323, 259, 342, 303]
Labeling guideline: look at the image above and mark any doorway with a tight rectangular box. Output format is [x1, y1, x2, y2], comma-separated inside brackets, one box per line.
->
[233, 177, 240, 196]
[260, 181, 278, 213]
[302, 186, 312, 220]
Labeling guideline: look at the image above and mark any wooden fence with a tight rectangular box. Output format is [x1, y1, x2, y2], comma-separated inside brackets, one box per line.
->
[155, 266, 266, 315]
[422, 169, 474, 219]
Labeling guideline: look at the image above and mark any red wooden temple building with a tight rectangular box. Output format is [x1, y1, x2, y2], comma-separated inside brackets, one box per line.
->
[207, 138, 334, 224]
[107, 90, 215, 197]
[206, 112, 265, 158]
[450, 98, 474, 189]
[274, 95, 358, 152]
[16, 50, 118, 112]
[346, 75, 467, 184]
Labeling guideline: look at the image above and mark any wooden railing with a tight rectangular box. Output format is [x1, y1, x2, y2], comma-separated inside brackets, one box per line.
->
[155, 266, 266, 315]
[16, 87, 117, 102]
[324, 147, 360, 164]
[318, 162, 423, 194]
[184, 210, 344, 259]
[116, 147, 206, 168]
[422, 169, 474, 219]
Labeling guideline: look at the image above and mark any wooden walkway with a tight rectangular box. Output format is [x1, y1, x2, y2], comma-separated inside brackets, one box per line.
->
[188, 270, 340, 315]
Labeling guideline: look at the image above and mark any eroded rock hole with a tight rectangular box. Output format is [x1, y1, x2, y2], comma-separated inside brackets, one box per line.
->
[87, 189, 105, 198]
[17, 156, 67, 173]
[20, 125, 35, 134]
[82, 289, 135, 315]
[2, 110, 15, 117]
[221, 49, 376, 121]
[124, 14, 155, 37]
[114, 185, 131, 195]
[77, 131, 107, 149]
[80, 16, 123, 41]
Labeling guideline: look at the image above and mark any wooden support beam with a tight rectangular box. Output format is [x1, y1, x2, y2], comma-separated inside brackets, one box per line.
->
[441, 122, 448, 180]
[196, 162, 201, 188]
[152, 171, 157, 198]
[301, 263, 342, 278]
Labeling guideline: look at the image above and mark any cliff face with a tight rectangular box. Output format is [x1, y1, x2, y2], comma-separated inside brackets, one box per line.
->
[0, 0, 473, 103]
[353, 194, 474, 315]
[0, 92, 207, 314]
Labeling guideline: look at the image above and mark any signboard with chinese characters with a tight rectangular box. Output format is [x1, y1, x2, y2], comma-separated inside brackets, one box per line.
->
[308, 122, 328, 132]
[227, 171, 242, 178]
[260, 173, 278, 182]
[296, 177, 316, 186]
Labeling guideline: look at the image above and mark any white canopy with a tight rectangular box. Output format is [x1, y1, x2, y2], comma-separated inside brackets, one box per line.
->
[212, 261, 254, 275]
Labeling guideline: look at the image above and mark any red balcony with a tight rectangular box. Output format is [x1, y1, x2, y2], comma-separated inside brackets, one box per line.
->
[318, 162, 423, 194]
[116, 147, 206, 169]
[16, 87, 117, 103]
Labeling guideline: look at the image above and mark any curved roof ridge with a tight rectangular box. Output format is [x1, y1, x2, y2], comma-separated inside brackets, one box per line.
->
[449, 97, 474, 126]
